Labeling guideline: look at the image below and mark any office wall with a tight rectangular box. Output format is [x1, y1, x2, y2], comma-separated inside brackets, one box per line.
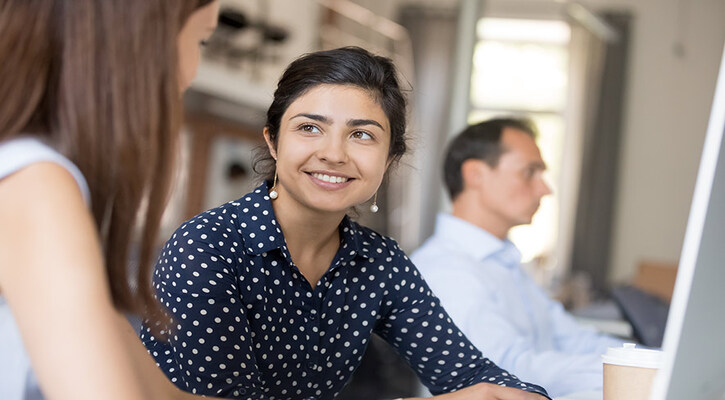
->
[586, 0, 725, 283]
[387, 0, 725, 285]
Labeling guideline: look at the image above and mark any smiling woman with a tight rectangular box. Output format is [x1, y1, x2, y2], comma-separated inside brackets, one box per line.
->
[140, 47, 551, 400]
[265, 84, 391, 218]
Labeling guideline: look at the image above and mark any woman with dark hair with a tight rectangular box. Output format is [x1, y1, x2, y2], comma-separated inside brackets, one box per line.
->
[0, 1, 224, 399]
[142, 47, 550, 400]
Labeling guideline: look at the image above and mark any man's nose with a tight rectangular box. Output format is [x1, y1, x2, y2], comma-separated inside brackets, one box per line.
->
[539, 177, 553, 197]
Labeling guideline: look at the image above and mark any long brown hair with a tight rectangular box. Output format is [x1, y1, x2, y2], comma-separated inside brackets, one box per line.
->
[0, 0, 214, 317]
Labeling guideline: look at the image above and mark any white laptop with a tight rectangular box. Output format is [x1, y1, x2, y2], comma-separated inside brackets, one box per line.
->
[648, 40, 725, 400]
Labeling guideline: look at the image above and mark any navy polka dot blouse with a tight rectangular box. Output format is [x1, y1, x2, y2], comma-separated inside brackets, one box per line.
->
[140, 183, 549, 400]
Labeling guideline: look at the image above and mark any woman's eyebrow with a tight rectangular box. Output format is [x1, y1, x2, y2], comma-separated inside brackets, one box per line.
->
[288, 114, 384, 130]
[289, 113, 331, 124]
[347, 118, 384, 130]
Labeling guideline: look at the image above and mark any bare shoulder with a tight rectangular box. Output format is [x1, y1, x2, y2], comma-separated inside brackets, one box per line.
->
[0, 161, 87, 212]
[0, 161, 98, 290]
[0, 160, 92, 241]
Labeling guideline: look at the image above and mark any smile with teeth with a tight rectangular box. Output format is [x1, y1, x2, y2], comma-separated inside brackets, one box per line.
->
[311, 173, 350, 183]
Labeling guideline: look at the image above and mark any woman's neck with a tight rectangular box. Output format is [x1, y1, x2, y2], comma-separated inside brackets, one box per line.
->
[270, 191, 346, 288]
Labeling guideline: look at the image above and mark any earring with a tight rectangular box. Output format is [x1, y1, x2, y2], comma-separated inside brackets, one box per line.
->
[370, 192, 379, 213]
[269, 170, 278, 200]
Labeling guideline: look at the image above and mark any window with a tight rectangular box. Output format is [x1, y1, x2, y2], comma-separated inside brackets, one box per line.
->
[469, 17, 571, 277]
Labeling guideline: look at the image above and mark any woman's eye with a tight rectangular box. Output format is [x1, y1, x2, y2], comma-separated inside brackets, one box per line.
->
[351, 131, 372, 140]
[301, 124, 320, 133]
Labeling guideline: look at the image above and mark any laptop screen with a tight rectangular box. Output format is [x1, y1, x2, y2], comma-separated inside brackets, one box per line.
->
[650, 42, 725, 400]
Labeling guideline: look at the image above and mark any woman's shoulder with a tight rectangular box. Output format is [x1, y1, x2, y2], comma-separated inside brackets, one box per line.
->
[344, 218, 407, 259]
[0, 159, 89, 221]
[0, 136, 90, 204]
[170, 199, 243, 242]
[167, 183, 275, 249]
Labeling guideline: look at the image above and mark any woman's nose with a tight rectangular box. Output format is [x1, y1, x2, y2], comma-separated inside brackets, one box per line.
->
[317, 135, 348, 164]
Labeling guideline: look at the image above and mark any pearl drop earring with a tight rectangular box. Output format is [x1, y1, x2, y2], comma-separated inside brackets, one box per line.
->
[370, 192, 379, 213]
[269, 169, 278, 200]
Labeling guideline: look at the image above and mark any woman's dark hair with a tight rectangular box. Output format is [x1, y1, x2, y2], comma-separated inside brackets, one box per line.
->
[255, 46, 408, 180]
[443, 117, 538, 200]
[0, 0, 214, 320]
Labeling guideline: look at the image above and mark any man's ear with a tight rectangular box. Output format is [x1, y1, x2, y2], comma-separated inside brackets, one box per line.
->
[263, 127, 277, 160]
[460, 159, 488, 191]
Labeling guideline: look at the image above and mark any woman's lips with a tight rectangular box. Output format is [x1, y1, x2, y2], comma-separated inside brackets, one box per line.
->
[306, 172, 354, 190]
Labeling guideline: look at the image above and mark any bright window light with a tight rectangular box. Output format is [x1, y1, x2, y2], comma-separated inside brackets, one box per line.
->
[469, 17, 571, 269]
[477, 18, 571, 44]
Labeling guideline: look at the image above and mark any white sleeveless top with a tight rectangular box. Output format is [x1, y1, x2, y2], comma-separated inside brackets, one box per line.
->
[0, 137, 90, 400]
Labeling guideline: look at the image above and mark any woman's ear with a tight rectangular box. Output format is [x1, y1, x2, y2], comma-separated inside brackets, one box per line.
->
[263, 127, 277, 160]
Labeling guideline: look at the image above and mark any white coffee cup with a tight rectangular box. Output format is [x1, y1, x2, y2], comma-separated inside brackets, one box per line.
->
[602, 343, 663, 400]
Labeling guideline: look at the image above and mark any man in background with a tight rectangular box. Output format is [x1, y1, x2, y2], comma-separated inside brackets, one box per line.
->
[412, 117, 623, 398]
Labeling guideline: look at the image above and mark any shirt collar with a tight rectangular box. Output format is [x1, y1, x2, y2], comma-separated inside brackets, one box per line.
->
[236, 182, 363, 260]
[433, 213, 522, 268]
[235, 182, 286, 255]
[336, 216, 364, 263]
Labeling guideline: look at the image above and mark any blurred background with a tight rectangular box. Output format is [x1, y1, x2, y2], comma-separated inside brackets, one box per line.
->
[158, 0, 725, 397]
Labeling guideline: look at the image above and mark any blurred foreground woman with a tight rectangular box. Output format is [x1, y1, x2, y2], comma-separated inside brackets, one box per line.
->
[0, 1, 224, 399]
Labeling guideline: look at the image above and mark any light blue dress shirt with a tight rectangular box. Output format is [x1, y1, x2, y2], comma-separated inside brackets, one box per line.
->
[411, 214, 624, 398]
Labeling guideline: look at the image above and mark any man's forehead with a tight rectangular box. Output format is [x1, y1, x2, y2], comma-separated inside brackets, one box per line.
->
[501, 126, 537, 145]
[499, 128, 545, 165]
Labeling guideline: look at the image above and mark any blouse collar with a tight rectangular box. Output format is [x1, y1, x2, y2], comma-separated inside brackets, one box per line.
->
[236, 182, 363, 264]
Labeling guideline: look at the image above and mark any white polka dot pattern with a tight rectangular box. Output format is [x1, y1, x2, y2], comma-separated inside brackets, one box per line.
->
[140, 183, 549, 400]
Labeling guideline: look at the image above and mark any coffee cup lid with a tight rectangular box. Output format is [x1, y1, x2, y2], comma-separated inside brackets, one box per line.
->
[602, 343, 662, 369]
